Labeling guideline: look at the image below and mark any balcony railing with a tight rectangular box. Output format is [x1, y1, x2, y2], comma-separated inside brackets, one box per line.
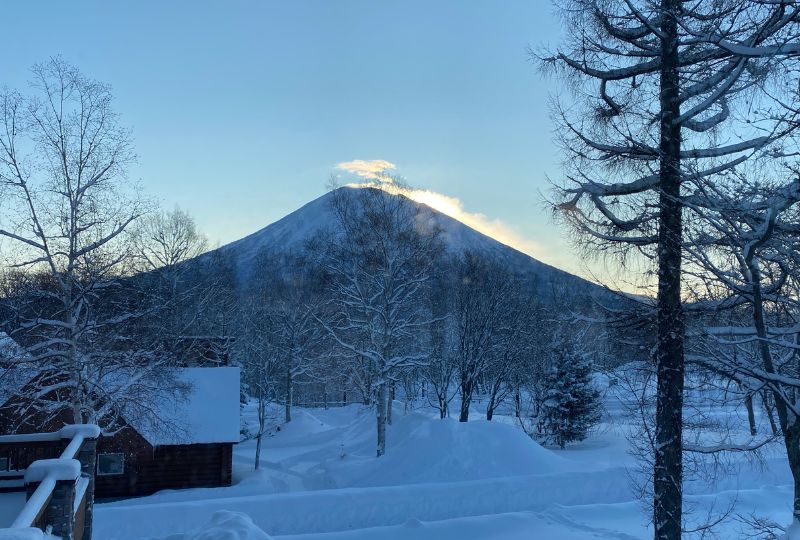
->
[0, 425, 99, 540]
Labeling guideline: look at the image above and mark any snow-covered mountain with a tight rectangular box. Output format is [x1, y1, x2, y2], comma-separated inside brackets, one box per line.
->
[211, 187, 609, 303]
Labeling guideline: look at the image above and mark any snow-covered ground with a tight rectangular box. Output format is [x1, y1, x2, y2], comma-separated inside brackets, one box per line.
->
[92, 389, 794, 539]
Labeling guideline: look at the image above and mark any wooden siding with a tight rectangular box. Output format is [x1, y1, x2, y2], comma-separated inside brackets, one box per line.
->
[0, 439, 66, 473]
[95, 427, 233, 499]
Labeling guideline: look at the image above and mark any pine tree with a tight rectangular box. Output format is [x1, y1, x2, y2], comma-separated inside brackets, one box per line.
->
[541, 349, 602, 450]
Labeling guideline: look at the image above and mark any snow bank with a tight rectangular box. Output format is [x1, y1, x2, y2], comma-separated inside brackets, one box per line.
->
[94, 469, 634, 539]
[185, 511, 274, 540]
[342, 414, 570, 487]
[0, 528, 49, 540]
[783, 519, 800, 540]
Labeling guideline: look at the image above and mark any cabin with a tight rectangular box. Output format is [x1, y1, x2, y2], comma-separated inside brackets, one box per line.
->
[0, 333, 241, 500]
[92, 366, 240, 498]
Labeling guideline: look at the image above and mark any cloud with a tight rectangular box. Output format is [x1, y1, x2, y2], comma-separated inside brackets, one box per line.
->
[400, 188, 546, 258]
[335, 159, 547, 261]
[335, 159, 397, 181]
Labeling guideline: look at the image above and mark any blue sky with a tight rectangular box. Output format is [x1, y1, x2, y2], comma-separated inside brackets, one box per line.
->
[1, 2, 613, 281]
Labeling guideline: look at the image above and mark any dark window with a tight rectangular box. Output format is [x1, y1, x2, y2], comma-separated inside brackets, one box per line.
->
[97, 453, 124, 475]
[0, 456, 8, 471]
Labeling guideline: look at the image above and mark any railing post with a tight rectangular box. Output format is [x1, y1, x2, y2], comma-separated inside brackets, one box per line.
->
[75, 436, 97, 540]
[26, 478, 76, 540]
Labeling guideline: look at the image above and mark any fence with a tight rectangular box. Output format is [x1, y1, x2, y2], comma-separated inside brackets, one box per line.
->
[0, 425, 99, 540]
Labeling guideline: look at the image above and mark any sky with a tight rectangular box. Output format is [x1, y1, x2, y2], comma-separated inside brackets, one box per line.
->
[0, 1, 626, 286]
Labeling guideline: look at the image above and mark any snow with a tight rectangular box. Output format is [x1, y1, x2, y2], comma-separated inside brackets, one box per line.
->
[0, 493, 27, 528]
[0, 333, 36, 406]
[89, 388, 796, 539]
[126, 367, 241, 446]
[212, 188, 603, 303]
[785, 519, 800, 540]
[183, 511, 274, 540]
[58, 424, 101, 440]
[23, 458, 81, 483]
[332, 413, 569, 487]
[0, 528, 49, 540]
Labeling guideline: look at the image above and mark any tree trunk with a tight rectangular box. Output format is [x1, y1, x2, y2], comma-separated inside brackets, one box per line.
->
[376, 383, 387, 457]
[387, 382, 394, 425]
[458, 380, 474, 422]
[285, 366, 293, 423]
[459, 401, 470, 422]
[254, 432, 263, 470]
[762, 391, 779, 436]
[486, 386, 498, 421]
[653, 2, 684, 538]
[745, 394, 757, 437]
[459, 383, 472, 422]
[255, 394, 265, 470]
[439, 396, 448, 419]
[486, 389, 495, 421]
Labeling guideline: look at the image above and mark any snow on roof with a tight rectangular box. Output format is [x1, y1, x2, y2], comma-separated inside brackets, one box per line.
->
[126, 367, 241, 446]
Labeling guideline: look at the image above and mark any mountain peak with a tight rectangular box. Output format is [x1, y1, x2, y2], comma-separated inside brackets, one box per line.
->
[210, 187, 605, 302]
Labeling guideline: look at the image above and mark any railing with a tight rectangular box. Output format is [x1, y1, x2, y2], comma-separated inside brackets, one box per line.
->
[0, 425, 99, 540]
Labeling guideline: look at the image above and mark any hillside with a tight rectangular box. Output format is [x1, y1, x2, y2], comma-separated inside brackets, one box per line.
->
[209, 187, 610, 304]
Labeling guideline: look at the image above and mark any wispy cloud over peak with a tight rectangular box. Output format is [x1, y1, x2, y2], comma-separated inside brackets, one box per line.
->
[335, 159, 396, 181]
[334, 159, 547, 262]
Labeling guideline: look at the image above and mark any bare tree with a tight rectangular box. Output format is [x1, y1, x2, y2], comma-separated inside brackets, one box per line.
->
[424, 268, 457, 419]
[0, 58, 191, 434]
[262, 255, 327, 423]
[235, 290, 281, 470]
[317, 181, 442, 457]
[132, 206, 211, 345]
[682, 171, 800, 524]
[134, 207, 209, 272]
[451, 252, 519, 422]
[540, 3, 800, 537]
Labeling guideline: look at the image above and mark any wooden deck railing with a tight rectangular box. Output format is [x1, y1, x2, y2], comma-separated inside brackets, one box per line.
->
[0, 425, 99, 540]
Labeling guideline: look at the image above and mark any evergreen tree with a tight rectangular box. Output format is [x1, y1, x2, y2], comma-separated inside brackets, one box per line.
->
[541, 349, 602, 449]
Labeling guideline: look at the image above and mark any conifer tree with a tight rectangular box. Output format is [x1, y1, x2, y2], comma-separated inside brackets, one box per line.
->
[541, 348, 602, 450]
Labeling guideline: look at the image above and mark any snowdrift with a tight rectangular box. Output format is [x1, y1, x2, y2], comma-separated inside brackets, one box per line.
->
[184, 512, 273, 540]
[334, 413, 570, 487]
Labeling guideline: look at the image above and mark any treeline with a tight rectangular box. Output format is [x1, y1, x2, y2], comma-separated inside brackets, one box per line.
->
[0, 59, 623, 460]
[231, 184, 615, 459]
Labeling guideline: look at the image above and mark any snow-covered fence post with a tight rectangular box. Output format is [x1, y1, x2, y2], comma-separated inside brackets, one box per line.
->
[5, 425, 100, 540]
[20, 459, 82, 540]
[74, 435, 97, 540]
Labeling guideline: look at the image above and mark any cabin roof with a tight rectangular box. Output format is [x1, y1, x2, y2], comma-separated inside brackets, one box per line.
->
[126, 366, 241, 446]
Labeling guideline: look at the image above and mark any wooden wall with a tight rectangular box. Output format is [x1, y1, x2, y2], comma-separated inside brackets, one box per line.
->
[95, 428, 233, 499]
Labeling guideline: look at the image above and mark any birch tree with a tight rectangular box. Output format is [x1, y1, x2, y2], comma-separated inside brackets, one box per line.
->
[319, 182, 442, 457]
[263, 256, 327, 423]
[0, 58, 179, 433]
[132, 206, 210, 346]
[540, 3, 800, 537]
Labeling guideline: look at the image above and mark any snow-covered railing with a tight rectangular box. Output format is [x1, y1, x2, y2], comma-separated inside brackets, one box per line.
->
[0, 424, 99, 540]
